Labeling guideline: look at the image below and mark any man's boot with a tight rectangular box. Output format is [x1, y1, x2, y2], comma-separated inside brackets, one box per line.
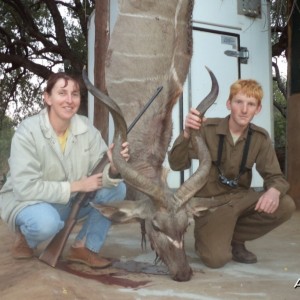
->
[231, 240, 257, 264]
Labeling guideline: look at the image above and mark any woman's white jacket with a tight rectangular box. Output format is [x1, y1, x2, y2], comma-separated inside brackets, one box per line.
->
[0, 108, 122, 231]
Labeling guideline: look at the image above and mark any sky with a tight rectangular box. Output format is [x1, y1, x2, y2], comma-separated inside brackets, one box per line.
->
[275, 55, 288, 78]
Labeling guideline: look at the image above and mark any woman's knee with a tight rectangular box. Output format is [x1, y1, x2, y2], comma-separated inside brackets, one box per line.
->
[94, 182, 126, 204]
[33, 214, 64, 239]
[115, 182, 126, 199]
[18, 209, 64, 242]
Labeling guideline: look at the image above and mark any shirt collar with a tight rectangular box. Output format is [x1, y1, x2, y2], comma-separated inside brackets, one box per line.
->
[216, 115, 251, 140]
[39, 108, 88, 139]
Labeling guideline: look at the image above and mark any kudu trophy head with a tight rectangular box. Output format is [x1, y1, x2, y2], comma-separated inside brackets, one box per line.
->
[84, 0, 226, 281]
[83, 68, 223, 282]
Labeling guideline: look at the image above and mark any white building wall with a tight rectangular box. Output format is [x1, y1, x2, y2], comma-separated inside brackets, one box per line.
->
[87, 0, 272, 188]
[167, 0, 272, 188]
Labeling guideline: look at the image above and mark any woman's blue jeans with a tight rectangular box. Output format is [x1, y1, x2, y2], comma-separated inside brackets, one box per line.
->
[15, 182, 126, 253]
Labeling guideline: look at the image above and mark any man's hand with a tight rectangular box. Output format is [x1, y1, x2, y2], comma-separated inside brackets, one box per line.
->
[183, 108, 206, 139]
[255, 187, 280, 214]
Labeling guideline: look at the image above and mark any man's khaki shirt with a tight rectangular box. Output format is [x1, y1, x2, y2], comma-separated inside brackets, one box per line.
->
[168, 116, 289, 198]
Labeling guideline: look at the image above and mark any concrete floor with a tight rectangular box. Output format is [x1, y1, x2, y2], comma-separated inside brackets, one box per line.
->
[0, 210, 300, 300]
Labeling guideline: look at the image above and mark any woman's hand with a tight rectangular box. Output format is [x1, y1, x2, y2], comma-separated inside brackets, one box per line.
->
[71, 173, 103, 193]
[107, 141, 130, 176]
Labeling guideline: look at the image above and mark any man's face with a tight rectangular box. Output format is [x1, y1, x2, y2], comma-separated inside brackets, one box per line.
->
[226, 91, 261, 130]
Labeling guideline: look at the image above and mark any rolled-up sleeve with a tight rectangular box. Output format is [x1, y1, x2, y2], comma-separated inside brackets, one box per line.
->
[255, 135, 290, 196]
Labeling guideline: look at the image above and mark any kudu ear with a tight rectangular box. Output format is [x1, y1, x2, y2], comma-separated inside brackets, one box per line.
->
[185, 196, 230, 217]
[90, 199, 151, 223]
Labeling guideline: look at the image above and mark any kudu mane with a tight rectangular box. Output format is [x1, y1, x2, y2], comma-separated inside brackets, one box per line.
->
[105, 0, 194, 200]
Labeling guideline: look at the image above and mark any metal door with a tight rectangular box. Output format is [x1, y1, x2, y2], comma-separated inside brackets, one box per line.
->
[167, 28, 242, 188]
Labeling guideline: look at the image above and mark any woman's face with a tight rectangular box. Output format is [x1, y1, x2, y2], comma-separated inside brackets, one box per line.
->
[44, 78, 80, 123]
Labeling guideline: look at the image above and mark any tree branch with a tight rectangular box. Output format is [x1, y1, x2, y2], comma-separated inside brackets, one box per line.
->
[0, 53, 53, 79]
[271, 25, 288, 58]
[272, 61, 287, 98]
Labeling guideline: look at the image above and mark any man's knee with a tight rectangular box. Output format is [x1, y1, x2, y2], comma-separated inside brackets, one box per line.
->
[279, 194, 296, 221]
[195, 247, 231, 268]
[195, 240, 232, 268]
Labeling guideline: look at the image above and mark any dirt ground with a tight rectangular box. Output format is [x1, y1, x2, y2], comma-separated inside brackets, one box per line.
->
[0, 210, 300, 300]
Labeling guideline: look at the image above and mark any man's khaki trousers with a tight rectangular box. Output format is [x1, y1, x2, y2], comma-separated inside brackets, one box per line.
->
[194, 188, 296, 268]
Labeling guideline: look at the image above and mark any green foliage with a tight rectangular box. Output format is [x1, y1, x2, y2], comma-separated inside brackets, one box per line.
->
[0, 116, 15, 179]
[274, 108, 286, 147]
[273, 81, 287, 148]
[270, 0, 288, 29]
[0, 0, 95, 125]
[0, 69, 44, 126]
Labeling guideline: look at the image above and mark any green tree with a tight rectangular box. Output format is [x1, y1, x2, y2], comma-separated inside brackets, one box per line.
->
[271, 0, 288, 121]
[0, 0, 95, 127]
[270, 0, 289, 169]
[0, 116, 14, 182]
[273, 77, 287, 143]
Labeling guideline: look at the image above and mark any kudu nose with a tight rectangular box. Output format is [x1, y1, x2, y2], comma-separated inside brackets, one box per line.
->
[172, 266, 193, 282]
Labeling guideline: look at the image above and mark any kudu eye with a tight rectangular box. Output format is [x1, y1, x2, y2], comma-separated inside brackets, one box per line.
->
[151, 219, 161, 232]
